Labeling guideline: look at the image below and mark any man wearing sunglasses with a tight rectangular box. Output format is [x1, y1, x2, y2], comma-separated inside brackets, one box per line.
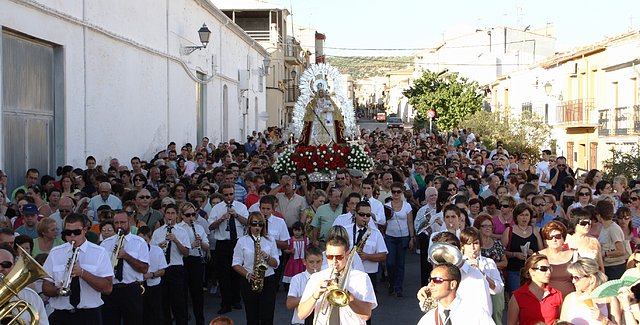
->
[43, 213, 114, 324]
[549, 156, 575, 200]
[417, 263, 495, 325]
[298, 236, 377, 325]
[134, 189, 162, 230]
[100, 210, 150, 325]
[0, 244, 48, 324]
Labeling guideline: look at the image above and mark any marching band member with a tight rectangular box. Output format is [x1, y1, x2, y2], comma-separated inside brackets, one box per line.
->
[178, 202, 209, 325]
[209, 183, 249, 314]
[138, 226, 167, 325]
[287, 245, 323, 325]
[346, 201, 388, 291]
[42, 213, 113, 324]
[298, 236, 377, 325]
[0, 244, 48, 325]
[151, 203, 190, 325]
[361, 178, 386, 227]
[232, 212, 280, 325]
[99, 210, 149, 325]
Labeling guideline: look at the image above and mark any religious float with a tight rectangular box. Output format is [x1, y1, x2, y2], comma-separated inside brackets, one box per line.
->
[274, 63, 374, 182]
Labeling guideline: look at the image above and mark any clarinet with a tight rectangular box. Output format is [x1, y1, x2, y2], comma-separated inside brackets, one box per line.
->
[225, 202, 233, 231]
[190, 222, 206, 264]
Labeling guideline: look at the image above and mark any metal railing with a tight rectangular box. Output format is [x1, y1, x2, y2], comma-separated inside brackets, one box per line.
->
[635, 105, 640, 133]
[598, 109, 610, 136]
[614, 106, 630, 135]
[556, 98, 595, 125]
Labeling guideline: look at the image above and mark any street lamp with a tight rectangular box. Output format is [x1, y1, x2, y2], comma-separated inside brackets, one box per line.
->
[543, 82, 552, 123]
[544, 82, 552, 95]
[181, 24, 212, 55]
[259, 57, 271, 76]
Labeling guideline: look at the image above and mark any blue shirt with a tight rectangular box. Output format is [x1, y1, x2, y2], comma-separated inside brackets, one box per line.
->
[87, 194, 122, 222]
[536, 212, 556, 229]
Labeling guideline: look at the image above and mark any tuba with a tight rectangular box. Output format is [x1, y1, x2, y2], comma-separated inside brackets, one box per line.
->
[251, 234, 267, 293]
[420, 242, 464, 312]
[0, 245, 50, 325]
[111, 229, 126, 268]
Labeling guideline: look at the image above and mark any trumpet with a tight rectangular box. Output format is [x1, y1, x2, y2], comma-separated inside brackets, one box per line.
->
[111, 228, 126, 268]
[58, 241, 79, 297]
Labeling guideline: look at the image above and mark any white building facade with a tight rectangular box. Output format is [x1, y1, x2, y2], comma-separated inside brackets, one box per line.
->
[0, 0, 269, 191]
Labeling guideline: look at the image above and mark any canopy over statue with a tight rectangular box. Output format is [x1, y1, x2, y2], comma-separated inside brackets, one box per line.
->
[291, 64, 358, 145]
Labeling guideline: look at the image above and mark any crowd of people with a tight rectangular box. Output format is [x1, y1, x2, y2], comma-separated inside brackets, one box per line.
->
[1, 126, 640, 325]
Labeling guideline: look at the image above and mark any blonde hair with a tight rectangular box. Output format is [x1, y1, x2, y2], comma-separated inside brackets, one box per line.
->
[567, 257, 607, 289]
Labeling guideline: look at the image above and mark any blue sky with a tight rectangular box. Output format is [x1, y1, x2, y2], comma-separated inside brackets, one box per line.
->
[270, 0, 640, 56]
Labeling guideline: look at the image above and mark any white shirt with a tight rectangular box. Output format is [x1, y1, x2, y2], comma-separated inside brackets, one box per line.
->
[288, 270, 312, 324]
[418, 295, 495, 325]
[536, 160, 550, 187]
[43, 241, 113, 310]
[300, 267, 377, 325]
[458, 261, 492, 315]
[208, 201, 249, 240]
[232, 234, 279, 277]
[11, 288, 49, 325]
[248, 202, 260, 213]
[178, 222, 209, 257]
[384, 201, 413, 237]
[100, 232, 150, 284]
[150, 224, 191, 266]
[265, 215, 291, 255]
[345, 223, 388, 273]
[364, 197, 386, 226]
[146, 244, 168, 286]
[466, 255, 504, 295]
[332, 212, 376, 230]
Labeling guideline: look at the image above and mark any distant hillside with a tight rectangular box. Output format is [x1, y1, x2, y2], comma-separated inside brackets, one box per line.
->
[326, 56, 413, 80]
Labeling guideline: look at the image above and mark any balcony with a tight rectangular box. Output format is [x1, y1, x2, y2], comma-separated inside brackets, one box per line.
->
[556, 98, 598, 128]
[285, 37, 303, 65]
[286, 85, 299, 103]
[614, 106, 631, 135]
[598, 109, 610, 136]
[597, 106, 640, 137]
[635, 105, 640, 133]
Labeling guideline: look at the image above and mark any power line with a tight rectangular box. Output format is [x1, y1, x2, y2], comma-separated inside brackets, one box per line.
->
[324, 39, 541, 51]
[326, 55, 536, 67]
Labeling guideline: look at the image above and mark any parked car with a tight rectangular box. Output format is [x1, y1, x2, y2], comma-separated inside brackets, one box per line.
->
[386, 117, 404, 129]
[376, 113, 386, 122]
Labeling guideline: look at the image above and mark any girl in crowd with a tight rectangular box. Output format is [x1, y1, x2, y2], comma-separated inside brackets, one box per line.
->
[566, 208, 604, 271]
[60, 175, 79, 199]
[282, 221, 308, 284]
[507, 254, 563, 325]
[543, 194, 565, 220]
[232, 212, 280, 325]
[595, 180, 614, 198]
[461, 227, 505, 325]
[384, 182, 415, 297]
[502, 203, 543, 294]
[561, 257, 621, 324]
[560, 176, 577, 212]
[537, 221, 575, 298]
[584, 169, 603, 193]
[616, 207, 639, 254]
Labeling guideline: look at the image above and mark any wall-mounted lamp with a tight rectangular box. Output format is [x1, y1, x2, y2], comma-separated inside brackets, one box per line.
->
[181, 24, 211, 55]
[544, 82, 552, 95]
[259, 57, 271, 76]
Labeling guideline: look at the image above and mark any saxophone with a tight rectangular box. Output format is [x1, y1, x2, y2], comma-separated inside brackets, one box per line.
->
[251, 234, 268, 293]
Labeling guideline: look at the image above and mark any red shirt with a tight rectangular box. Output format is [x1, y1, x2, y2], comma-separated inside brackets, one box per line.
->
[245, 192, 260, 208]
[513, 282, 563, 325]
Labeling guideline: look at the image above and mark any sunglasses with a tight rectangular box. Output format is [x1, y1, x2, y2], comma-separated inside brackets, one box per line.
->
[534, 203, 547, 207]
[326, 254, 345, 261]
[621, 216, 631, 220]
[578, 219, 592, 226]
[0, 261, 13, 269]
[62, 229, 83, 237]
[391, 190, 403, 194]
[448, 188, 457, 192]
[183, 213, 197, 218]
[501, 204, 511, 209]
[336, 177, 345, 180]
[557, 164, 566, 167]
[250, 221, 265, 227]
[429, 277, 454, 285]
[571, 274, 589, 281]
[545, 233, 563, 241]
[358, 212, 373, 218]
[58, 209, 72, 213]
[137, 195, 151, 199]
[223, 193, 235, 197]
[578, 192, 591, 197]
[532, 265, 553, 272]
[630, 197, 639, 202]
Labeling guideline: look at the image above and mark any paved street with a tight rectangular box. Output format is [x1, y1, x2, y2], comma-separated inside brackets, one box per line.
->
[199, 251, 424, 324]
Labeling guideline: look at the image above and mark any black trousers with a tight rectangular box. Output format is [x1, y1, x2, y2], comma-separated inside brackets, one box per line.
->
[239, 274, 277, 325]
[214, 240, 241, 307]
[49, 307, 102, 325]
[143, 284, 164, 325]
[101, 283, 143, 325]
[184, 256, 205, 325]
[162, 265, 188, 325]
[418, 232, 431, 287]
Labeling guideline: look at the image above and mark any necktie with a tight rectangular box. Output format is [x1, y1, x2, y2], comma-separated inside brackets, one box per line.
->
[70, 275, 80, 307]
[443, 309, 451, 325]
[115, 258, 124, 281]
[228, 210, 238, 241]
[328, 305, 340, 325]
[165, 226, 173, 264]
[356, 228, 367, 246]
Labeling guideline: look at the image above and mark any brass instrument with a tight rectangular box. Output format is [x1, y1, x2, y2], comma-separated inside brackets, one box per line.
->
[190, 223, 206, 264]
[420, 242, 465, 312]
[251, 234, 267, 293]
[0, 245, 50, 325]
[111, 229, 126, 268]
[163, 220, 173, 255]
[58, 241, 79, 297]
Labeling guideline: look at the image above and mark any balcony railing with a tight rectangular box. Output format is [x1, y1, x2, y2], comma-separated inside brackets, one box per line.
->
[598, 109, 610, 136]
[614, 106, 631, 135]
[556, 98, 595, 126]
[635, 105, 640, 133]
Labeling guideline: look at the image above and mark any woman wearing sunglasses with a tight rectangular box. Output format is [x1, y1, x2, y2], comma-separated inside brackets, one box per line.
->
[537, 221, 575, 298]
[384, 182, 415, 298]
[630, 189, 640, 228]
[232, 212, 279, 324]
[566, 208, 604, 271]
[567, 185, 594, 217]
[560, 257, 621, 324]
[506, 254, 562, 325]
[502, 203, 543, 295]
[616, 207, 639, 254]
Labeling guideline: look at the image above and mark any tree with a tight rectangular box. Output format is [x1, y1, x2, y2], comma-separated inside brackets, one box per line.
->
[602, 145, 640, 181]
[404, 70, 483, 132]
[461, 110, 552, 162]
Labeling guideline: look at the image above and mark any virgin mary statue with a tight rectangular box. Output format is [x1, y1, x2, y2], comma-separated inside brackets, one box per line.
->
[298, 81, 346, 146]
